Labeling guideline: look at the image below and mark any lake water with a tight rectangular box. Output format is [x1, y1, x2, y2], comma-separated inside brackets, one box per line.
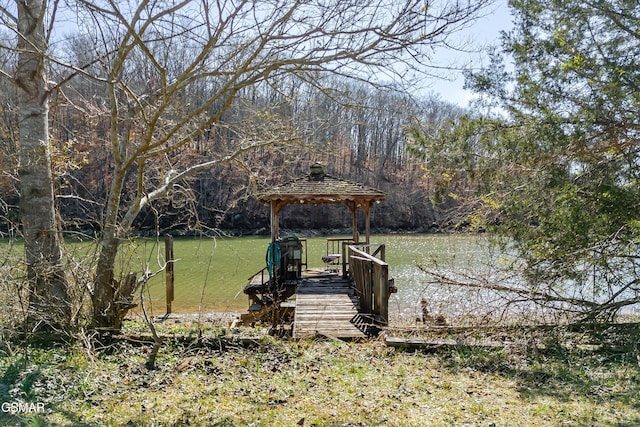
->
[2, 233, 635, 323]
[129, 233, 501, 320]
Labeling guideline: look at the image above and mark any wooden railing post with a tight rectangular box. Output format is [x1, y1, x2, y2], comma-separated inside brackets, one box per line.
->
[342, 241, 350, 278]
[374, 263, 389, 324]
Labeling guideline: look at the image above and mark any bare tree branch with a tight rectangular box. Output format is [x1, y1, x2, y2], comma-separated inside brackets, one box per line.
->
[417, 263, 601, 309]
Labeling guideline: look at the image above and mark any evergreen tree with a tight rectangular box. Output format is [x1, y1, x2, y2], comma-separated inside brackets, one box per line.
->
[410, 0, 640, 319]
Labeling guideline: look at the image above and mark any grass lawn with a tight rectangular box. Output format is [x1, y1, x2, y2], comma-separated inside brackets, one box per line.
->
[1, 320, 639, 426]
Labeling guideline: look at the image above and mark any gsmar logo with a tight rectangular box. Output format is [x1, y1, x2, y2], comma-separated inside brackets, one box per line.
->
[1, 401, 45, 414]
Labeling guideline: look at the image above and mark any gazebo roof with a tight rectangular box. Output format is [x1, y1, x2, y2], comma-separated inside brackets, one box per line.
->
[256, 163, 387, 205]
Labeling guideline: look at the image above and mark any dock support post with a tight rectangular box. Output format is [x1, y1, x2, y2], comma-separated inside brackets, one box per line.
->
[165, 235, 174, 314]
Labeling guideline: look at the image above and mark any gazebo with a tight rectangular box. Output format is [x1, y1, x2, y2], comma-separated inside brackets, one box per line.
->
[244, 163, 393, 336]
[255, 163, 387, 244]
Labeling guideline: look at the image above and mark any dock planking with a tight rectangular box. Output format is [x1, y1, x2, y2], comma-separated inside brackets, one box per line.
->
[293, 276, 373, 339]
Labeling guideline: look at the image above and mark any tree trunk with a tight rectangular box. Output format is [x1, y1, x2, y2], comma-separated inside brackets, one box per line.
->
[92, 234, 120, 331]
[16, 0, 71, 331]
[91, 164, 131, 332]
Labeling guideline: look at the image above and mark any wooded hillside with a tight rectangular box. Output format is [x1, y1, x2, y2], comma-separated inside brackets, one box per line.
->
[0, 76, 464, 235]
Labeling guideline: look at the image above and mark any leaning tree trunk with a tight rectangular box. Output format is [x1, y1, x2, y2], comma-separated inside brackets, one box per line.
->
[92, 231, 128, 333]
[91, 164, 137, 333]
[16, 0, 71, 331]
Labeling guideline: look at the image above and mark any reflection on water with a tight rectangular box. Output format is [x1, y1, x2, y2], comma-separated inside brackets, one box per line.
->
[383, 234, 507, 323]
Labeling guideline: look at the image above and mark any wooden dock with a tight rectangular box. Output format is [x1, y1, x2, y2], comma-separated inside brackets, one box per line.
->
[293, 275, 375, 339]
[241, 242, 392, 339]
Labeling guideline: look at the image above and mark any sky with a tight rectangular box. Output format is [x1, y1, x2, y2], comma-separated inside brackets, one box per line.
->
[430, 0, 513, 106]
[28, 0, 513, 108]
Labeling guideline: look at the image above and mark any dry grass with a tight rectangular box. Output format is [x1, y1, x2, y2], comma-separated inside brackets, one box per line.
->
[1, 319, 640, 427]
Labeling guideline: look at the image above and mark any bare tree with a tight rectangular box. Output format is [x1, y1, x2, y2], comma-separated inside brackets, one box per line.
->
[3, 0, 72, 333]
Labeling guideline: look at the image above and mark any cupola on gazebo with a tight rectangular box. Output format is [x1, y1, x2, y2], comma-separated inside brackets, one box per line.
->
[256, 163, 387, 244]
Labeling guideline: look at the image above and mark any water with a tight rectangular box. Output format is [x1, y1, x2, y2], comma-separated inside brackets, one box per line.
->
[0, 233, 529, 319]
[382, 234, 502, 321]
[123, 233, 496, 318]
[4, 233, 636, 321]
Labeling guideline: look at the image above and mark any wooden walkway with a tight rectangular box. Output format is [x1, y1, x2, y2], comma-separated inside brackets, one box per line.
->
[293, 275, 374, 339]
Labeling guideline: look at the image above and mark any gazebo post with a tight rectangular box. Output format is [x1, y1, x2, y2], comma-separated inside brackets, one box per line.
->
[270, 201, 283, 241]
[363, 202, 371, 245]
[345, 200, 359, 243]
[353, 207, 359, 243]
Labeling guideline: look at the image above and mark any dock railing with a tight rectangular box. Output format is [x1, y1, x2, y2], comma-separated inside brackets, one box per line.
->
[322, 238, 354, 276]
[347, 243, 390, 326]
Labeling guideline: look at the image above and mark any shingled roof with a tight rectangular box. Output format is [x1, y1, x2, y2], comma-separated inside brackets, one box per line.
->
[256, 163, 387, 205]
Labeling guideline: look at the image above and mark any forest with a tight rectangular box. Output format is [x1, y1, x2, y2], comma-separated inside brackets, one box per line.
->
[2, 0, 495, 334]
[0, 73, 463, 235]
